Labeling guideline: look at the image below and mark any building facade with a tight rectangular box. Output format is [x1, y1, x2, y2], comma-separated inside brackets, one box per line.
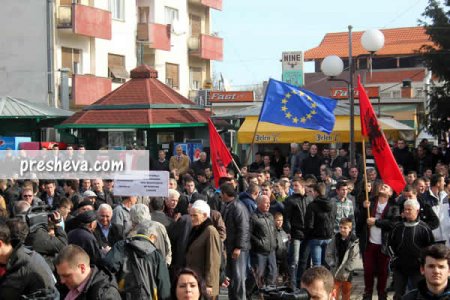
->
[0, 0, 223, 111]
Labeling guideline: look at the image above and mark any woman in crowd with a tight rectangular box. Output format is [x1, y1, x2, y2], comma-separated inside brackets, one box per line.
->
[172, 268, 209, 300]
[185, 200, 221, 299]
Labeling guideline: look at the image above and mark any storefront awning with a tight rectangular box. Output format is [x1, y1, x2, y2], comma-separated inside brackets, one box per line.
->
[237, 116, 414, 144]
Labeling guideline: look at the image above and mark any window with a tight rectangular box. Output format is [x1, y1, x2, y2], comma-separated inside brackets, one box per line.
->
[189, 15, 201, 37]
[109, 0, 124, 21]
[166, 63, 179, 89]
[164, 6, 179, 25]
[108, 53, 128, 83]
[189, 67, 202, 90]
[61, 47, 81, 76]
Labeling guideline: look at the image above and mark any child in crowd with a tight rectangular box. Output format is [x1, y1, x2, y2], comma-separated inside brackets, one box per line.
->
[326, 217, 359, 300]
[274, 212, 289, 283]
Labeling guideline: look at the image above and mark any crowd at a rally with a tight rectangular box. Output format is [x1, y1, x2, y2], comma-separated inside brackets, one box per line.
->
[0, 138, 449, 300]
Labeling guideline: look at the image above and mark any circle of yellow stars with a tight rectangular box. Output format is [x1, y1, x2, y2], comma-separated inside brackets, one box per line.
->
[281, 89, 318, 124]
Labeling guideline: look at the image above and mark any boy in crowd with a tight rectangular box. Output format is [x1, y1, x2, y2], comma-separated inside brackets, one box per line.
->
[326, 218, 359, 300]
[274, 212, 289, 283]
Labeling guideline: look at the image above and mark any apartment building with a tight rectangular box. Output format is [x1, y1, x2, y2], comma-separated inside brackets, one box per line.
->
[0, 0, 222, 110]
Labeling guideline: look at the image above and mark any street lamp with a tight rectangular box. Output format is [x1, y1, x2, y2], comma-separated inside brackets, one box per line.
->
[321, 25, 384, 167]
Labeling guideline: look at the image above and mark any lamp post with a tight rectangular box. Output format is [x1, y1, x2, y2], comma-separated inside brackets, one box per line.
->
[321, 25, 384, 167]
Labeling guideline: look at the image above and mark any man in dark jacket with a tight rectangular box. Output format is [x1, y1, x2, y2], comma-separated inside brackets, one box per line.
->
[93, 203, 122, 248]
[402, 244, 450, 300]
[150, 197, 174, 229]
[389, 199, 434, 300]
[55, 244, 120, 299]
[248, 195, 277, 295]
[0, 219, 58, 299]
[301, 144, 323, 178]
[283, 178, 312, 287]
[304, 183, 336, 267]
[40, 180, 65, 209]
[151, 150, 170, 171]
[68, 210, 104, 266]
[221, 182, 250, 300]
[393, 139, 414, 174]
[25, 210, 68, 271]
[238, 183, 260, 215]
[104, 220, 171, 299]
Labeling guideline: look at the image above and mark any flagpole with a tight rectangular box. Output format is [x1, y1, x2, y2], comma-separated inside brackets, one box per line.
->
[231, 157, 242, 176]
[244, 79, 271, 166]
[361, 137, 371, 216]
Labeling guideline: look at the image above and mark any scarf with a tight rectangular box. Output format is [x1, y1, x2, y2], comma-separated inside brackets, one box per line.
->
[187, 218, 213, 250]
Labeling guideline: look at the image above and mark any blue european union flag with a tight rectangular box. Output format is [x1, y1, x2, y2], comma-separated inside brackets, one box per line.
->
[259, 79, 337, 134]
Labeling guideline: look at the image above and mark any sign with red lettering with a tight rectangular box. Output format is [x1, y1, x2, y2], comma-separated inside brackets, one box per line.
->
[330, 86, 380, 99]
[209, 91, 255, 103]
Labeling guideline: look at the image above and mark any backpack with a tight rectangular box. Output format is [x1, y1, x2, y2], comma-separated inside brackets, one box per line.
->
[117, 241, 158, 300]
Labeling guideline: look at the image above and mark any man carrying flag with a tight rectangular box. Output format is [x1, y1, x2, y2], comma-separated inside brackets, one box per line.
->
[356, 76, 406, 195]
[208, 118, 233, 188]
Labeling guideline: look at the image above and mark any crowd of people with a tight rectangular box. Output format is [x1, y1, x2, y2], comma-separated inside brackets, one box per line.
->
[0, 139, 449, 300]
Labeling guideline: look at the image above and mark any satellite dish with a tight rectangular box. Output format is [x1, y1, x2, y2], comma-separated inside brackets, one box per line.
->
[171, 19, 185, 36]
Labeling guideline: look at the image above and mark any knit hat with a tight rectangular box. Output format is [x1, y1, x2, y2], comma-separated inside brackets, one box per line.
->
[76, 210, 97, 224]
[191, 200, 210, 218]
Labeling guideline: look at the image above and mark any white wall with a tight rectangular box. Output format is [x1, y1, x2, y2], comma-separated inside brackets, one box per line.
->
[0, 0, 49, 103]
[153, 0, 190, 96]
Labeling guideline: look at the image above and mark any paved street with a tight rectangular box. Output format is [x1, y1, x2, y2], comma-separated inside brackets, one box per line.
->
[219, 256, 395, 300]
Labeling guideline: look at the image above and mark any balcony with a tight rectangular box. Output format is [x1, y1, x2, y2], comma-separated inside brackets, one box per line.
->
[72, 74, 112, 107]
[137, 23, 171, 51]
[189, 0, 222, 10]
[57, 4, 112, 40]
[188, 34, 223, 61]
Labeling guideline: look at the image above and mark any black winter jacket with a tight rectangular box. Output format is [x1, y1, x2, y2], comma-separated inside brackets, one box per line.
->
[389, 219, 434, 272]
[402, 279, 450, 300]
[250, 210, 277, 254]
[283, 193, 311, 240]
[0, 245, 56, 300]
[304, 197, 336, 240]
[25, 224, 67, 271]
[221, 199, 250, 252]
[73, 266, 120, 300]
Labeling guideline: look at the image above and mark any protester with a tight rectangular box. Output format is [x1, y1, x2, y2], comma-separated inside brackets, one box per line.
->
[402, 244, 450, 300]
[55, 244, 120, 299]
[172, 268, 209, 300]
[326, 217, 359, 300]
[185, 200, 221, 298]
[389, 199, 434, 299]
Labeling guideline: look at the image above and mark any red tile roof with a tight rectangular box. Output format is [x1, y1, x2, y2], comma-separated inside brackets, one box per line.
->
[64, 109, 210, 125]
[61, 65, 210, 126]
[305, 27, 435, 61]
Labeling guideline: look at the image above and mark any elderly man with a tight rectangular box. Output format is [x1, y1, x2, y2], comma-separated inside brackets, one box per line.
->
[191, 151, 211, 176]
[129, 203, 172, 266]
[164, 189, 181, 220]
[111, 196, 137, 239]
[55, 245, 119, 299]
[104, 220, 171, 299]
[93, 203, 122, 248]
[389, 199, 434, 299]
[169, 145, 190, 175]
